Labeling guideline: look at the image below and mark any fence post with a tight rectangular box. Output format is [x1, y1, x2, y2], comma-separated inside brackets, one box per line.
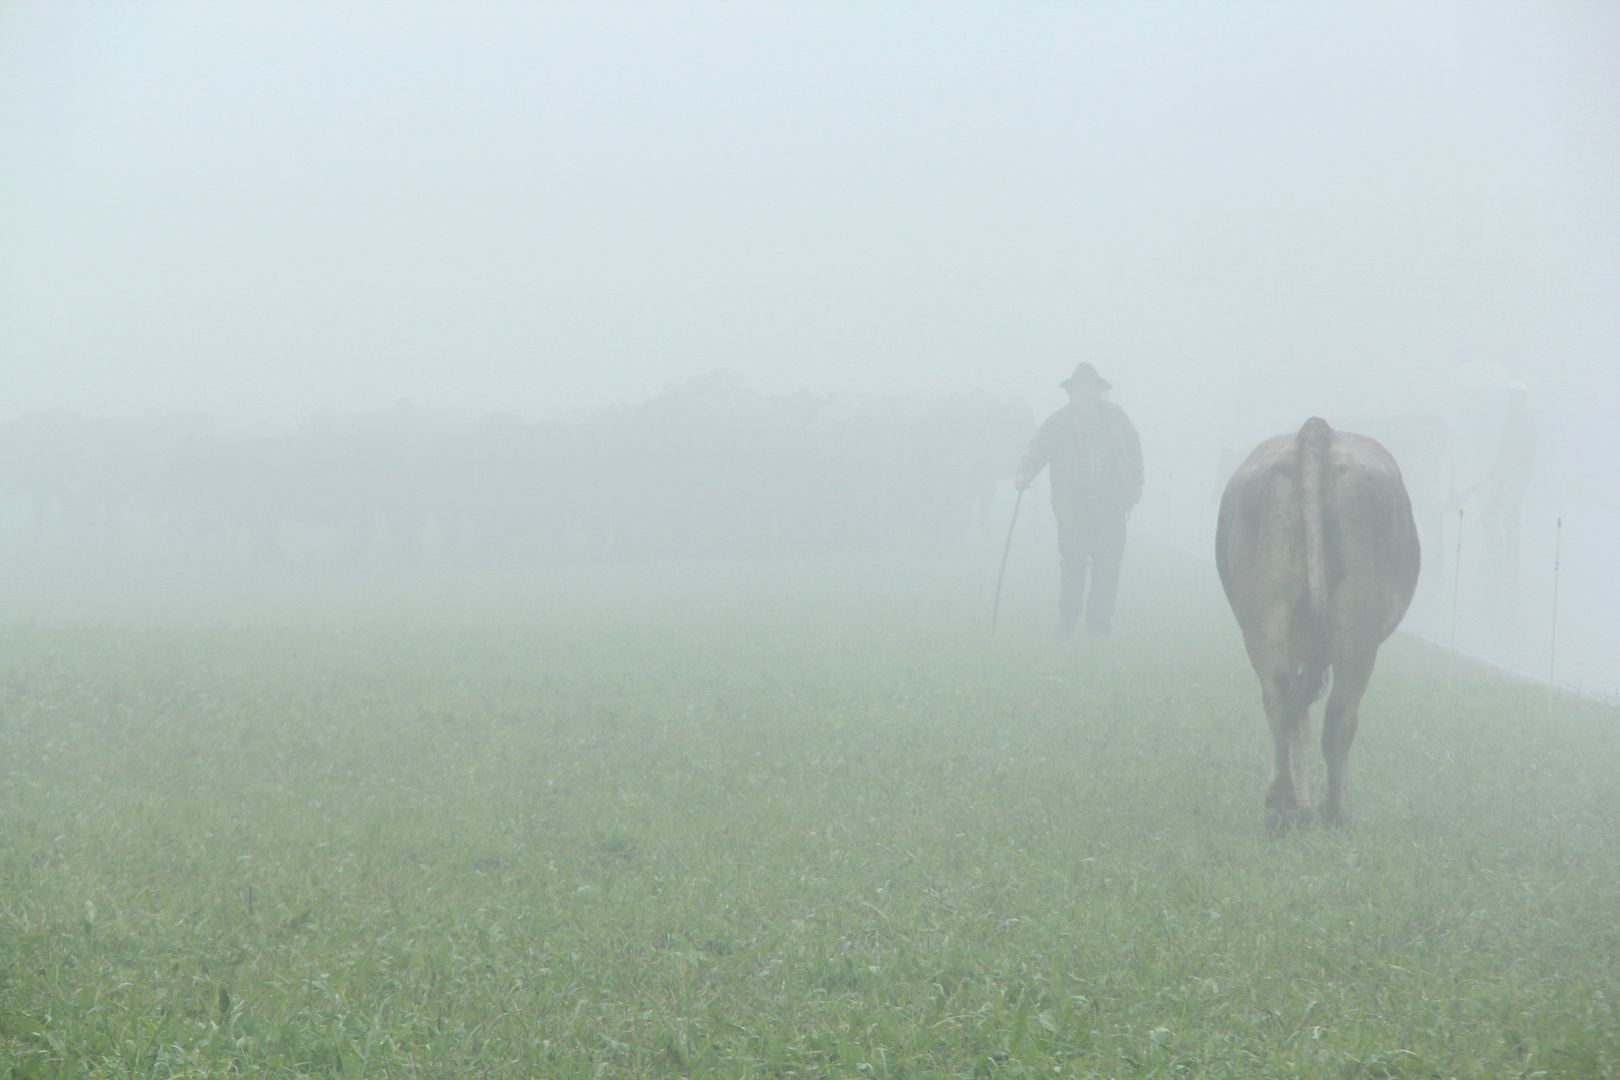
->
[1447, 508, 1463, 690]
[1547, 517, 1562, 718]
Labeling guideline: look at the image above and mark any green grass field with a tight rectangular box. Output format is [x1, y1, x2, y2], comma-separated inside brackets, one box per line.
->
[1, 548, 1616, 1078]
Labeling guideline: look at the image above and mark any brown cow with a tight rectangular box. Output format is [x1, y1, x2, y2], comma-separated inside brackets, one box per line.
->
[1216, 417, 1420, 830]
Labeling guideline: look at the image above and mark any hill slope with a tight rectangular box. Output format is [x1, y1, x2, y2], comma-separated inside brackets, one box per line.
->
[1, 548, 1616, 1077]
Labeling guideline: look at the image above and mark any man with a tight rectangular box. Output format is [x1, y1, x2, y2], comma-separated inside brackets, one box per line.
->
[1015, 362, 1143, 637]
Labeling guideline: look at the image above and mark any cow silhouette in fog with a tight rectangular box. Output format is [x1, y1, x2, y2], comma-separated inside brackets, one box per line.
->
[1216, 417, 1420, 831]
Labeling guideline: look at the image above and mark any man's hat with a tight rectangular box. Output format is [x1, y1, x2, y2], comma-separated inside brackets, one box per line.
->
[1059, 362, 1112, 391]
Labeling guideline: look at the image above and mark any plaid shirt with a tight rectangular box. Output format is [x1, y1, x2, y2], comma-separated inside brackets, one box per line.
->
[1020, 400, 1143, 514]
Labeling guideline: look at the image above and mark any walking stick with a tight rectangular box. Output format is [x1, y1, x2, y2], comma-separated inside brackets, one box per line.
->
[990, 486, 1025, 635]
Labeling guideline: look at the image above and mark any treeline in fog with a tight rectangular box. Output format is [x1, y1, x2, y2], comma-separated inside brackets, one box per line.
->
[0, 373, 1033, 563]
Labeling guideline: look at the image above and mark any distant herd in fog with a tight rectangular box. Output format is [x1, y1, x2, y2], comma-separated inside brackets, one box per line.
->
[0, 373, 1032, 563]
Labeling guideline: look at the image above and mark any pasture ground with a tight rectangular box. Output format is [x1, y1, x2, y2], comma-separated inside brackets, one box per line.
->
[1, 547, 1616, 1078]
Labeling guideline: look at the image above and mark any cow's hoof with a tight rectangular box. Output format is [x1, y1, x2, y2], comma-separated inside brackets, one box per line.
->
[1318, 804, 1354, 830]
[1264, 805, 1316, 835]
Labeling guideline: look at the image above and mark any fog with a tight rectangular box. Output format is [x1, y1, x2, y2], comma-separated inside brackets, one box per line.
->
[1, 2, 1616, 693]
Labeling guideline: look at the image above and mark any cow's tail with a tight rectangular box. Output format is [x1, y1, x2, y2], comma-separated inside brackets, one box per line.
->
[1296, 416, 1332, 621]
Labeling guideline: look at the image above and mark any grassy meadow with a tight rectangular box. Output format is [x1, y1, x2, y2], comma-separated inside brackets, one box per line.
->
[0, 548, 1616, 1078]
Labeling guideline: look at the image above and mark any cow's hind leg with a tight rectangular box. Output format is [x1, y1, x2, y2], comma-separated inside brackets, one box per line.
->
[1261, 672, 1314, 833]
[1320, 648, 1376, 828]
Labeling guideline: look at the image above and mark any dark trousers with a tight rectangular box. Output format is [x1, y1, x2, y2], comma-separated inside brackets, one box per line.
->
[1056, 507, 1128, 635]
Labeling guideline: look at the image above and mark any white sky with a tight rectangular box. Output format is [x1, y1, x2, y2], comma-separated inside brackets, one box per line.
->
[2, 1, 1617, 439]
